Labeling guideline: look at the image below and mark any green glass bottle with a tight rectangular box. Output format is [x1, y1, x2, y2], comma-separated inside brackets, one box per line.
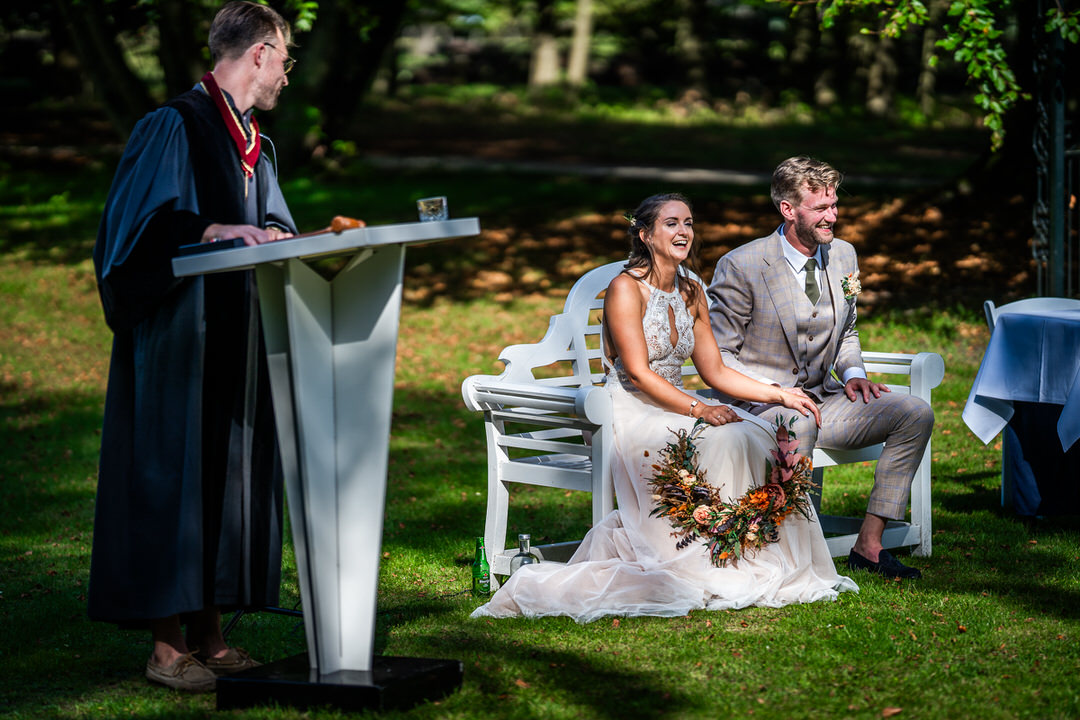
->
[471, 536, 491, 596]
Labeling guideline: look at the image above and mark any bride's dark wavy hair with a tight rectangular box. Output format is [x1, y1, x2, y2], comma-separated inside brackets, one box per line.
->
[624, 192, 702, 305]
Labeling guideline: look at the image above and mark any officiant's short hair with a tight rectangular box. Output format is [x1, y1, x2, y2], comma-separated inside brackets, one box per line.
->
[209, 1, 291, 63]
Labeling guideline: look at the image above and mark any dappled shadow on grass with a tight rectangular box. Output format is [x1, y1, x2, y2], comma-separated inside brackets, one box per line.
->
[417, 630, 696, 720]
[0, 387, 102, 533]
[0, 166, 110, 266]
[385, 386, 595, 554]
[912, 468, 1080, 620]
[934, 541, 1080, 622]
[0, 393, 132, 717]
[339, 164, 1033, 313]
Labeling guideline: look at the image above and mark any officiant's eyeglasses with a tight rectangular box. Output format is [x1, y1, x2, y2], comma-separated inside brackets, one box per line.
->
[264, 42, 296, 74]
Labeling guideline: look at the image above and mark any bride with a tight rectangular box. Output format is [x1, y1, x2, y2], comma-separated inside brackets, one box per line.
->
[472, 193, 857, 622]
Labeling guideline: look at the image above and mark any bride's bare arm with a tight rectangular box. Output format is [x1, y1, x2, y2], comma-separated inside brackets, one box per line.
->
[689, 291, 821, 426]
[604, 274, 740, 425]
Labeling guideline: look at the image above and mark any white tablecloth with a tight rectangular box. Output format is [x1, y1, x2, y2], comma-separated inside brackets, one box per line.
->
[963, 308, 1080, 451]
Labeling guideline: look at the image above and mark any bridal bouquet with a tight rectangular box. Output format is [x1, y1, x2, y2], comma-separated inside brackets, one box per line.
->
[647, 417, 817, 567]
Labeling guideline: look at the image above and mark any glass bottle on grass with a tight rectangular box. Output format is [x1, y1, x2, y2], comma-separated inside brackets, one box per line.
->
[508, 533, 540, 575]
[471, 536, 491, 596]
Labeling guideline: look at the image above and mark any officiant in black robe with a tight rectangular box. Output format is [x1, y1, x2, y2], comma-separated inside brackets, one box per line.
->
[90, 1, 298, 692]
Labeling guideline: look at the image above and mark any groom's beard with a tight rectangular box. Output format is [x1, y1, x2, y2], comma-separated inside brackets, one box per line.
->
[793, 216, 835, 251]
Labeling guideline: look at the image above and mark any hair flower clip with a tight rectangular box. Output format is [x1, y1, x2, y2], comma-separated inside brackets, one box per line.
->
[623, 211, 637, 227]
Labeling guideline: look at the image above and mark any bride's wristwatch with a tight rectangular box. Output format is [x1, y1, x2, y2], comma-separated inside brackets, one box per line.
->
[688, 399, 699, 417]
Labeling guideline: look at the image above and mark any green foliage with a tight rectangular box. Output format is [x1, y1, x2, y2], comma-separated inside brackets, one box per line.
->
[1046, 5, 1080, 42]
[284, 0, 319, 32]
[805, 0, 1080, 150]
[939, 1, 1022, 150]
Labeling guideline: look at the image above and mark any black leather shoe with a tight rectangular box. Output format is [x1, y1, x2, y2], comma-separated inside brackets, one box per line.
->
[847, 548, 922, 579]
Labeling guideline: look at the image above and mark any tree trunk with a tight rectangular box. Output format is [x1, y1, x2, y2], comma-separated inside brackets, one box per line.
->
[566, 0, 593, 87]
[815, 11, 854, 107]
[914, 0, 946, 117]
[529, 0, 561, 87]
[268, 1, 408, 168]
[673, 0, 707, 92]
[157, 1, 206, 98]
[789, 3, 820, 103]
[865, 34, 897, 117]
[52, 0, 154, 138]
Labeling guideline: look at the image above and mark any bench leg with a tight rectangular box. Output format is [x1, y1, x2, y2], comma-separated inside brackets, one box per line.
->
[909, 444, 933, 557]
[810, 467, 824, 517]
[483, 478, 510, 591]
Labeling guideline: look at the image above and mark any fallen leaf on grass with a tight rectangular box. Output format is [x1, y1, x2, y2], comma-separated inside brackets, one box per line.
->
[612, 618, 620, 628]
[882, 708, 903, 717]
[514, 678, 530, 688]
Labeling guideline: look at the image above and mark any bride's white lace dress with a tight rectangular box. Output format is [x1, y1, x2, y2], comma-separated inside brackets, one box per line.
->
[472, 276, 857, 622]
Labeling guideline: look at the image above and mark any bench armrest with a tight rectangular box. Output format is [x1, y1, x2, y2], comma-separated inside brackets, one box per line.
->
[861, 350, 944, 400]
[462, 376, 613, 425]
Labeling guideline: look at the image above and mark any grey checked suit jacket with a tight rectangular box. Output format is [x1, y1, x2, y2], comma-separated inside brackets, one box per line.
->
[706, 230, 864, 402]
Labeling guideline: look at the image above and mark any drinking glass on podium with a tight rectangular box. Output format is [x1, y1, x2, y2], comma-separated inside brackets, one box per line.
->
[416, 196, 448, 222]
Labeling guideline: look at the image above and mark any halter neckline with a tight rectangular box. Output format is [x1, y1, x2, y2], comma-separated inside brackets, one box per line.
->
[628, 270, 679, 296]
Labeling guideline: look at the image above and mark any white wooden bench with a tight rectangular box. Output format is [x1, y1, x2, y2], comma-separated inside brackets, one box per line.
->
[461, 261, 944, 586]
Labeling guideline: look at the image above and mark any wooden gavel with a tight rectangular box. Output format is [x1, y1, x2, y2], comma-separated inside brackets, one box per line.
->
[329, 215, 365, 232]
[293, 215, 366, 239]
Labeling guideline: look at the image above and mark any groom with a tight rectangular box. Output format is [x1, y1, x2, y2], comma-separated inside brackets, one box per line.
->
[706, 156, 934, 580]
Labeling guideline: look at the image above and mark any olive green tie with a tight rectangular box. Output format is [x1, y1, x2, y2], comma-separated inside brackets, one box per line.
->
[803, 258, 820, 305]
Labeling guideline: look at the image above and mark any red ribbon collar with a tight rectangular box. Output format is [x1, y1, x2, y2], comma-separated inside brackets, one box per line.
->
[199, 71, 260, 179]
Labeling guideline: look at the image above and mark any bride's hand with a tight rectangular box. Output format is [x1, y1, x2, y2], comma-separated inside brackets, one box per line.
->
[779, 389, 821, 427]
[697, 403, 742, 426]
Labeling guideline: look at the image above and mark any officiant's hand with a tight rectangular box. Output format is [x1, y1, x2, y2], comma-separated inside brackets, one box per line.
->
[201, 223, 294, 247]
[845, 377, 890, 404]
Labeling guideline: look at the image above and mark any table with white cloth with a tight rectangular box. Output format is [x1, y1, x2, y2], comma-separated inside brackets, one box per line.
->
[963, 308, 1080, 515]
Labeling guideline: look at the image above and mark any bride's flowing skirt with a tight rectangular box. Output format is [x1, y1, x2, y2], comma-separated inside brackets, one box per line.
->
[472, 387, 858, 623]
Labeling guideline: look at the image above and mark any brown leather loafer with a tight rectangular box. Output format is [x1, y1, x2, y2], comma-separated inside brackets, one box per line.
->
[145, 652, 217, 692]
[195, 646, 261, 676]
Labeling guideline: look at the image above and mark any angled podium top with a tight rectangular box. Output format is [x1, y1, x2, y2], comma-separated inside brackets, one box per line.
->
[171, 217, 481, 278]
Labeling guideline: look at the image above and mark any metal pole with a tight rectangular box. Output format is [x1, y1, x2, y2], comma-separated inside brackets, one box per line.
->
[1048, 26, 1066, 297]
[1033, 0, 1051, 297]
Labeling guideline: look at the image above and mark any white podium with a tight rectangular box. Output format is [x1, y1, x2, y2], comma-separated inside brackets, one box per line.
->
[172, 218, 480, 711]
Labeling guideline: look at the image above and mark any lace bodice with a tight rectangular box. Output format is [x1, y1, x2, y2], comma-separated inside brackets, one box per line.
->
[605, 276, 695, 391]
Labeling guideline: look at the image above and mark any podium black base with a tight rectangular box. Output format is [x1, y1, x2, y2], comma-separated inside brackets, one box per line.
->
[216, 653, 464, 712]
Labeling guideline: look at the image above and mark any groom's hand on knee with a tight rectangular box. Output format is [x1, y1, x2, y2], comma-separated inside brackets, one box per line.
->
[844, 377, 890, 404]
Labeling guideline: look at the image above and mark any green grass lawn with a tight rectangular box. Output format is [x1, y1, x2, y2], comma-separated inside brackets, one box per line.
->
[1, 144, 1078, 719]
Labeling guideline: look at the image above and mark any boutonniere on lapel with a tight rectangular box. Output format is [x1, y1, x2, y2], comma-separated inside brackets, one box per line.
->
[841, 271, 861, 300]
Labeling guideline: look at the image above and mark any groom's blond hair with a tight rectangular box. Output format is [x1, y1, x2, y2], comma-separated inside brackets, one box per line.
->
[771, 157, 843, 211]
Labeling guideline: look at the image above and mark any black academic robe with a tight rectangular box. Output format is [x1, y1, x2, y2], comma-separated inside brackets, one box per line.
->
[88, 87, 295, 624]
